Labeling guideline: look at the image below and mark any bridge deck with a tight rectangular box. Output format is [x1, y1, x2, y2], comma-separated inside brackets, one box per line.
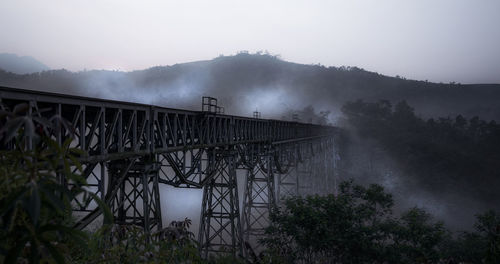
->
[0, 86, 337, 162]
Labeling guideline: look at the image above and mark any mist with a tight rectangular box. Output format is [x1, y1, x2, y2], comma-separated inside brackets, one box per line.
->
[340, 130, 495, 231]
[2, 1, 500, 262]
[2, 53, 500, 232]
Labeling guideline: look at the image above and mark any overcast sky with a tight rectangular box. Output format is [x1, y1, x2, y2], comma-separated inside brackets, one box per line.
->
[1, 0, 499, 83]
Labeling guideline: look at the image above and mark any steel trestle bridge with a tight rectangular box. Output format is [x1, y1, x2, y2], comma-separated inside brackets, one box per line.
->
[0, 86, 340, 258]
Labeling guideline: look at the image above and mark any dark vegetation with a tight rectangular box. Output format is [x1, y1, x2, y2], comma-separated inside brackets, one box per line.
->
[262, 182, 500, 263]
[341, 100, 500, 218]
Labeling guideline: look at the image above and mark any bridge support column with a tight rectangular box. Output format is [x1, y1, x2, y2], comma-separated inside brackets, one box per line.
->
[277, 165, 298, 203]
[108, 157, 162, 239]
[276, 146, 299, 203]
[199, 152, 243, 258]
[242, 154, 276, 253]
[311, 141, 327, 195]
[332, 138, 340, 196]
[297, 144, 313, 196]
[325, 138, 338, 196]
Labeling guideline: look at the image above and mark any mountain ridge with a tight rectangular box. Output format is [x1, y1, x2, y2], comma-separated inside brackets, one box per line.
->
[1, 53, 499, 121]
[0, 53, 50, 74]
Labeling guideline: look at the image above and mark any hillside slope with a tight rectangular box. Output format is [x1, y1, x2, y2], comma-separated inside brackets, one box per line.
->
[0, 53, 50, 74]
[1, 53, 499, 121]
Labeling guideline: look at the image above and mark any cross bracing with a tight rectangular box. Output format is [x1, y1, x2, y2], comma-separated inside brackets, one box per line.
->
[0, 86, 340, 258]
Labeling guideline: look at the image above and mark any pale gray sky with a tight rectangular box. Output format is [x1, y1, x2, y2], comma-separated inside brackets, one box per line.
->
[1, 0, 499, 83]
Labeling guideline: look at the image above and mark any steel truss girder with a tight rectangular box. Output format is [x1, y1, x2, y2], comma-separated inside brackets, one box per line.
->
[0, 86, 338, 164]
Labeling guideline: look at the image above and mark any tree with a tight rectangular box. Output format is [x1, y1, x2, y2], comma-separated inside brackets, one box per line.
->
[388, 208, 447, 263]
[341, 99, 500, 215]
[260, 179, 499, 264]
[475, 210, 500, 263]
[261, 181, 395, 263]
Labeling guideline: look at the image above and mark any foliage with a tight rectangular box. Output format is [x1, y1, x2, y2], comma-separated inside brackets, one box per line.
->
[475, 210, 500, 263]
[260, 180, 499, 264]
[341, 99, 500, 212]
[69, 218, 248, 264]
[262, 181, 398, 263]
[69, 219, 204, 264]
[387, 208, 447, 263]
[0, 103, 114, 263]
[437, 210, 500, 264]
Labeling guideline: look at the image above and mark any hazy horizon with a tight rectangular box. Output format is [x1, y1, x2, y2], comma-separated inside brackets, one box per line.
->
[3, 52, 500, 86]
[1, 0, 500, 84]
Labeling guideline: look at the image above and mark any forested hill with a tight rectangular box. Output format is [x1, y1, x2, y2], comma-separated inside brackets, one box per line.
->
[1, 53, 499, 120]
